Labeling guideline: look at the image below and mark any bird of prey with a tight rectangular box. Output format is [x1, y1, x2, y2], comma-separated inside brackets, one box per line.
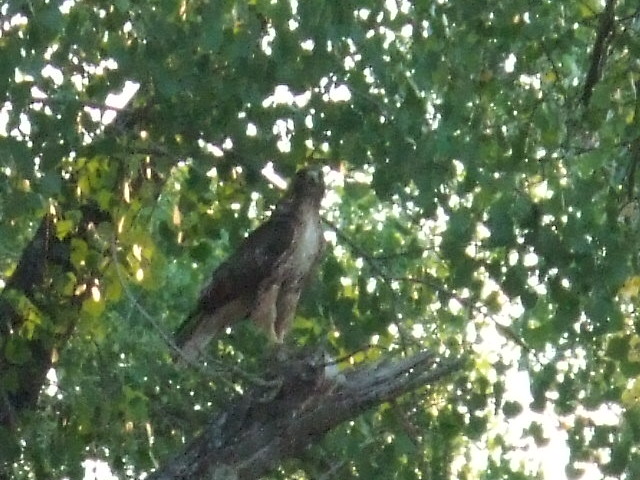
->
[174, 166, 325, 361]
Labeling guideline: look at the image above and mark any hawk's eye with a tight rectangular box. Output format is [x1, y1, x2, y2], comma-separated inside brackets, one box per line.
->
[304, 168, 323, 186]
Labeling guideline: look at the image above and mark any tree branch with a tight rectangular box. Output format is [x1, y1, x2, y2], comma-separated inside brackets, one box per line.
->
[0, 208, 107, 428]
[148, 349, 463, 480]
[581, 0, 617, 106]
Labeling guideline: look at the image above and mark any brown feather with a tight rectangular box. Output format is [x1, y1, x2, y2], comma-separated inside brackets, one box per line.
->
[174, 167, 325, 360]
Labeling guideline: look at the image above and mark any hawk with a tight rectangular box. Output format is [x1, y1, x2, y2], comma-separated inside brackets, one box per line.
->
[174, 166, 325, 360]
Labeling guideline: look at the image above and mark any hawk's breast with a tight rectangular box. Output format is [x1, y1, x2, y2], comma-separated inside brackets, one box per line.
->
[288, 206, 322, 279]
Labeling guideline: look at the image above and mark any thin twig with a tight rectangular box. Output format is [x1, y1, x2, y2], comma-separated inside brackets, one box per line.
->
[328, 343, 387, 366]
[317, 459, 347, 480]
[626, 78, 640, 201]
[322, 218, 537, 354]
[321, 217, 414, 350]
[542, 43, 562, 88]
[370, 248, 426, 260]
[0, 389, 17, 430]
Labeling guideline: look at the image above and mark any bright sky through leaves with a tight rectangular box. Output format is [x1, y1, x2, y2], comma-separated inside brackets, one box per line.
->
[2, 0, 640, 479]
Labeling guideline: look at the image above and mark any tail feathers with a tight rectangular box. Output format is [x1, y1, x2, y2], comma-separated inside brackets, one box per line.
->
[174, 298, 251, 364]
[173, 310, 226, 363]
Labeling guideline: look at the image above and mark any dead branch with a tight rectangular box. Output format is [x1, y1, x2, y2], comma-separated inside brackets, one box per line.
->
[148, 349, 463, 480]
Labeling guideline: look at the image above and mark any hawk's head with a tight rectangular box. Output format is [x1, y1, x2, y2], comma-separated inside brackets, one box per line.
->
[290, 166, 325, 204]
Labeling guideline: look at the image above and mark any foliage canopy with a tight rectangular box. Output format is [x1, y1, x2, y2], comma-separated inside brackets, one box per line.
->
[2, 0, 640, 478]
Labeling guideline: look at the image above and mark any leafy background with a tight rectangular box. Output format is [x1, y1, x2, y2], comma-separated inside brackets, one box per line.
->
[2, 0, 640, 478]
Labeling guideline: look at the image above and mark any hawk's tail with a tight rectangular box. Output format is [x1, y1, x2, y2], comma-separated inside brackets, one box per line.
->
[173, 310, 225, 364]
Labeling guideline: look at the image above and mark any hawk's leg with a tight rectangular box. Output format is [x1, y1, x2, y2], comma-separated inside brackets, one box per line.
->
[274, 287, 301, 343]
[250, 284, 280, 342]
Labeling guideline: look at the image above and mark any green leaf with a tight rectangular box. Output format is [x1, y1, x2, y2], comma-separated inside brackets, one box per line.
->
[606, 335, 630, 362]
[190, 242, 213, 263]
[1, 0, 640, 477]
[4, 337, 32, 365]
[486, 197, 515, 247]
[531, 364, 556, 412]
[502, 400, 523, 418]
[527, 421, 550, 447]
[0, 426, 20, 462]
[70, 238, 88, 268]
[603, 437, 631, 475]
[467, 415, 488, 440]
[81, 296, 105, 318]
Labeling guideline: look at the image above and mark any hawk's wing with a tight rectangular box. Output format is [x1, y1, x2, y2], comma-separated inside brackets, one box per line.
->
[174, 213, 296, 359]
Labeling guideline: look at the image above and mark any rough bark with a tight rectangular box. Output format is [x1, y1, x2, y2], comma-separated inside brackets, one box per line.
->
[149, 349, 463, 480]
